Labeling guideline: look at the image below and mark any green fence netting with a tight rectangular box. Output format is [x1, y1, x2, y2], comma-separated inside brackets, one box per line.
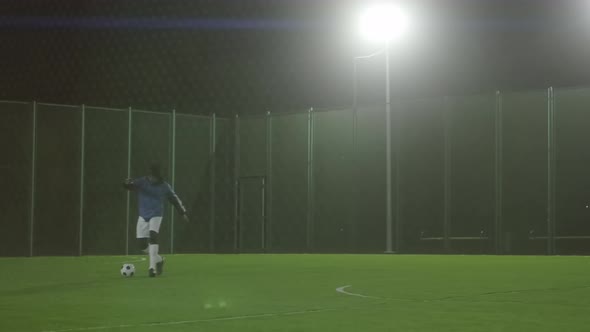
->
[0, 102, 33, 257]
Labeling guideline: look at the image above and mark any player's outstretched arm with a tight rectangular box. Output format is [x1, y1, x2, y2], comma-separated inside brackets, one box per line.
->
[166, 184, 189, 222]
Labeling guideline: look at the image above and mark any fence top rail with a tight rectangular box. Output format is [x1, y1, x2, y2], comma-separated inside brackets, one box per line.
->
[237, 113, 266, 119]
[131, 108, 171, 116]
[529, 235, 590, 240]
[41, 104, 219, 118]
[271, 110, 313, 117]
[312, 107, 353, 112]
[216, 114, 233, 119]
[0, 100, 30, 105]
[552, 85, 590, 93]
[498, 89, 549, 96]
[420, 236, 490, 241]
[237, 107, 355, 119]
[175, 113, 212, 120]
[36, 102, 80, 108]
[85, 105, 127, 112]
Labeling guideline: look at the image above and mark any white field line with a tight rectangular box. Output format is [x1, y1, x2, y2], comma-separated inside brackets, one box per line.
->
[41, 308, 335, 332]
[335, 285, 383, 299]
[336, 284, 590, 305]
[335, 285, 425, 303]
[42, 284, 377, 332]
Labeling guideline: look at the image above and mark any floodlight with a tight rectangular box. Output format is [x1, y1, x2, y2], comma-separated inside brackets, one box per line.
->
[358, 3, 409, 43]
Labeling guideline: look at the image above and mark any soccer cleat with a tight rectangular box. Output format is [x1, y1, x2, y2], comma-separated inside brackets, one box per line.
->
[148, 268, 156, 278]
[156, 257, 165, 276]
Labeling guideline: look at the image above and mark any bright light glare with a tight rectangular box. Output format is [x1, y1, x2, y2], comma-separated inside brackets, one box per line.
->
[358, 4, 409, 43]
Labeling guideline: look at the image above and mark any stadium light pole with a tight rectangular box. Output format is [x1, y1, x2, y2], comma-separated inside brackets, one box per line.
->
[356, 3, 409, 253]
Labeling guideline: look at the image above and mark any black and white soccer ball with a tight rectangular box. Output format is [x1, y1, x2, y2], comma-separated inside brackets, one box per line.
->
[120, 264, 135, 277]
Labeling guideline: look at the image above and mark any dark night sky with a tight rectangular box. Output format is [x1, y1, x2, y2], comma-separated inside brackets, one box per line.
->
[1, 0, 590, 115]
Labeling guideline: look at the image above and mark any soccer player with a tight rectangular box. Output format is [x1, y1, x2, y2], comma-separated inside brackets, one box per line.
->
[123, 163, 189, 277]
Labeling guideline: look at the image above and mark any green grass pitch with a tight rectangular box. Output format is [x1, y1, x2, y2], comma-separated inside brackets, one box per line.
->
[2, 254, 590, 331]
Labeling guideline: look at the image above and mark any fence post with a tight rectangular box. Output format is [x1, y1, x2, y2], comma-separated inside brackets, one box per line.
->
[170, 109, 176, 254]
[209, 113, 217, 252]
[126, 107, 132, 255]
[265, 111, 272, 252]
[29, 101, 37, 257]
[494, 92, 503, 254]
[547, 87, 556, 255]
[79, 104, 86, 256]
[233, 114, 240, 252]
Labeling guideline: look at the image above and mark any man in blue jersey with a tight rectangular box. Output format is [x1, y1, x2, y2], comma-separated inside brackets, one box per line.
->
[123, 163, 189, 277]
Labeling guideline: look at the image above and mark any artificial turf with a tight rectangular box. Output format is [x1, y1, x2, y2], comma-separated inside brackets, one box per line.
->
[2, 254, 590, 332]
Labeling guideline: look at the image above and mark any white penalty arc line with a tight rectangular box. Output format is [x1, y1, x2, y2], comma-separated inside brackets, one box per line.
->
[336, 285, 584, 305]
[41, 308, 335, 332]
[335, 285, 421, 303]
[42, 285, 373, 332]
[335, 285, 383, 299]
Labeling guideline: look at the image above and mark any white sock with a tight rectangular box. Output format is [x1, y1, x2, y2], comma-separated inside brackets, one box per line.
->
[149, 244, 162, 270]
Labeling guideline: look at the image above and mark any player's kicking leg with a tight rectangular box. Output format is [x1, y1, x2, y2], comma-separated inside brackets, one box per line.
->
[156, 254, 165, 275]
[148, 217, 164, 277]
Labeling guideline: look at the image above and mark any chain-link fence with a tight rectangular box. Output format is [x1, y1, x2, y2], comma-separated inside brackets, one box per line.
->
[0, 102, 233, 256]
[3, 88, 590, 256]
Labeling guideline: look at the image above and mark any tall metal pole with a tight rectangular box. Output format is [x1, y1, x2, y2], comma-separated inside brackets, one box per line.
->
[443, 97, 452, 252]
[385, 44, 394, 253]
[352, 58, 359, 253]
[126, 107, 132, 255]
[170, 109, 176, 254]
[79, 104, 86, 256]
[353, 60, 358, 112]
[393, 88, 401, 253]
[30, 101, 37, 257]
[353, 49, 389, 253]
[547, 87, 556, 255]
[494, 92, 503, 254]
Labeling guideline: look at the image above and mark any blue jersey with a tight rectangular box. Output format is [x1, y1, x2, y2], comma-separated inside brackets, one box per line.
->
[125, 177, 186, 220]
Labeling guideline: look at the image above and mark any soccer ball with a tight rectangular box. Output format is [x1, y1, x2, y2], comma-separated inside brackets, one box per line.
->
[120, 264, 135, 277]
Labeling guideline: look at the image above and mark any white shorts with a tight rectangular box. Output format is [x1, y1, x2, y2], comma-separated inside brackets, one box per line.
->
[136, 216, 162, 238]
